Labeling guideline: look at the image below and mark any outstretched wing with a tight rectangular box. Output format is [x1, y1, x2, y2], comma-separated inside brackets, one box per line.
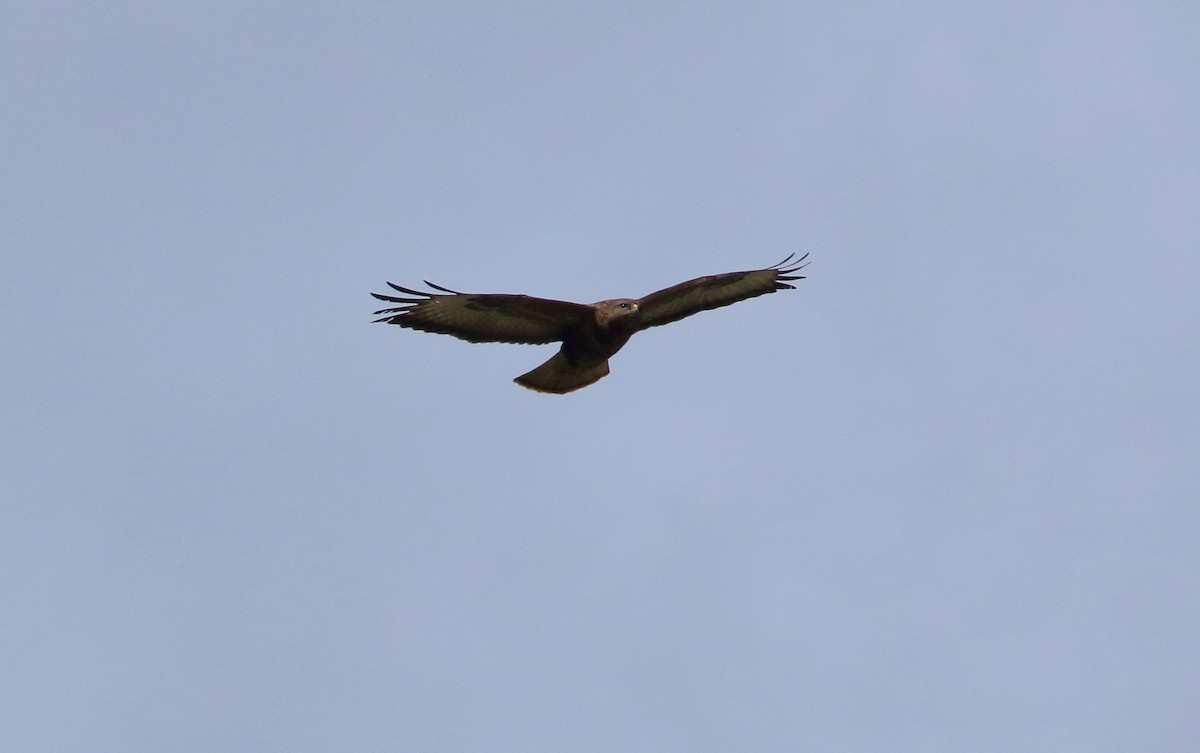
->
[635, 253, 809, 330]
[371, 281, 591, 344]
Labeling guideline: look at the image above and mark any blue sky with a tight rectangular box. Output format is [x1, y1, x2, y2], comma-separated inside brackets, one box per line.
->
[3, 2, 1198, 751]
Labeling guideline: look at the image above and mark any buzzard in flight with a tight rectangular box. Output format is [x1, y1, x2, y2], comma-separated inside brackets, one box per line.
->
[371, 254, 808, 393]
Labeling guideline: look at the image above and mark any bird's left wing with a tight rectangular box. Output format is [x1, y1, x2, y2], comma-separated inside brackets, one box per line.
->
[372, 282, 591, 344]
[635, 254, 809, 330]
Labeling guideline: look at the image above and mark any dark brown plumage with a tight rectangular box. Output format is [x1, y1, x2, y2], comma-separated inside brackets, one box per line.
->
[371, 254, 809, 393]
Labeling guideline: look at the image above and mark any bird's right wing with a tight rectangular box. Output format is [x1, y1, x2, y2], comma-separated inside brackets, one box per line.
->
[635, 253, 809, 330]
[371, 281, 591, 344]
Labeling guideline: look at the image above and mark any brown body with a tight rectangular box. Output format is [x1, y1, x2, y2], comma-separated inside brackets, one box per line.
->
[514, 299, 642, 393]
[372, 254, 808, 393]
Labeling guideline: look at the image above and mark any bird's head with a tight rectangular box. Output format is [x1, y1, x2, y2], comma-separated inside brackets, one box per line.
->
[594, 298, 641, 329]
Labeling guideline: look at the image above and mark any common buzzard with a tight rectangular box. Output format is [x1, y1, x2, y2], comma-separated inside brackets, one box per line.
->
[371, 254, 808, 393]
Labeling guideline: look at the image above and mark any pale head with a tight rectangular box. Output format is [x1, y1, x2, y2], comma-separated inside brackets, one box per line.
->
[592, 298, 642, 329]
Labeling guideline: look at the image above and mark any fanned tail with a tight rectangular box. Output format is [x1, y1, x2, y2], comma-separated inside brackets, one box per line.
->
[514, 352, 610, 394]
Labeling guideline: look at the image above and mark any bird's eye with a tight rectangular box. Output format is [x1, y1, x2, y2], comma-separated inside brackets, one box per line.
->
[620, 302, 629, 308]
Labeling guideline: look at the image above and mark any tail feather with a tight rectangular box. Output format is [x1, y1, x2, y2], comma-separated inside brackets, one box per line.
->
[514, 352, 610, 394]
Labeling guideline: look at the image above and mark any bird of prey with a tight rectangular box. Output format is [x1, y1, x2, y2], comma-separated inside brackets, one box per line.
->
[371, 254, 808, 393]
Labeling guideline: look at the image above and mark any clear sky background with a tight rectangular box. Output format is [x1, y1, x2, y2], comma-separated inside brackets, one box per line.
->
[3, 2, 1198, 751]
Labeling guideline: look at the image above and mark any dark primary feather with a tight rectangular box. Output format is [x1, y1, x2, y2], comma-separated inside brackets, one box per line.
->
[371, 282, 591, 345]
[635, 253, 809, 330]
